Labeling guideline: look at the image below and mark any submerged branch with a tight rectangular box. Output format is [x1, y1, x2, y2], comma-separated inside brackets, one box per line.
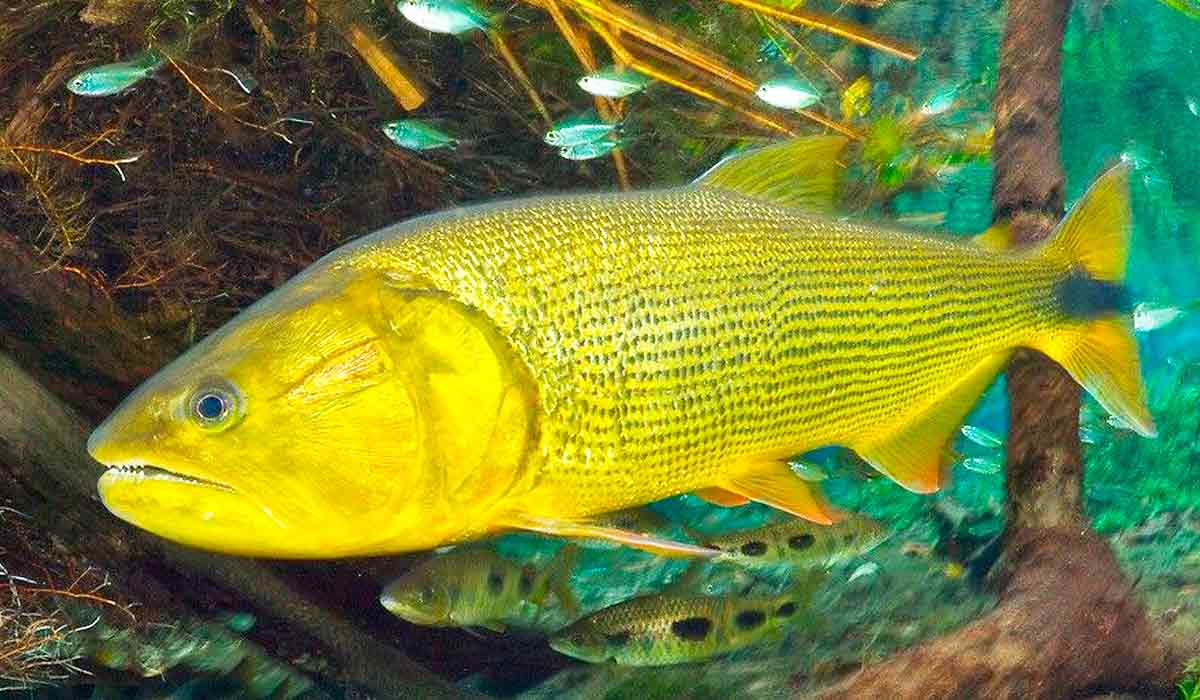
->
[717, 0, 919, 61]
[486, 30, 554, 128]
[2, 140, 142, 181]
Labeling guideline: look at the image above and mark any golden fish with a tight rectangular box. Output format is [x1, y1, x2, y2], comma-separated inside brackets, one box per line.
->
[86, 135, 1153, 559]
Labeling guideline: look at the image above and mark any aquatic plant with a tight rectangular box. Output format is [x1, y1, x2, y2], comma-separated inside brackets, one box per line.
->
[1179, 658, 1200, 700]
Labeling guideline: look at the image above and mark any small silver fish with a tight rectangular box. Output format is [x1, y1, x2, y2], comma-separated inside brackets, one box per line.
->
[789, 460, 828, 482]
[67, 50, 165, 97]
[960, 455, 1001, 475]
[577, 66, 652, 99]
[1132, 302, 1187, 333]
[559, 138, 624, 161]
[1107, 414, 1133, 432]
[397, 0, 495, 35]
[846, 561, 880, 584]
[381, 119, 460, 150]
[755, 75, 821, 110]
[960, 424, 1003, 449]
[920, 82, 962, 116]
[544, 111, 621, 147]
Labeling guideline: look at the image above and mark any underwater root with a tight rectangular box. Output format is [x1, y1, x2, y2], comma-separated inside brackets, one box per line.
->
[805, 527, 1188, 699]
[0, 607, 87, 691]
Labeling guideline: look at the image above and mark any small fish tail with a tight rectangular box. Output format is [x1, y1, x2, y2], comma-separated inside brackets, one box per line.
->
[1029, 161, 1155, 438]
[543, 543, 580, 614]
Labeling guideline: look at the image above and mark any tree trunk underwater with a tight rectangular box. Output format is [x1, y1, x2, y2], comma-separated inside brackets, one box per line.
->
[804, 0, 1197, 697]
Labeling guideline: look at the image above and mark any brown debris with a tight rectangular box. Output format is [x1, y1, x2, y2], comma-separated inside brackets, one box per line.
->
[79, 0, 150, 28]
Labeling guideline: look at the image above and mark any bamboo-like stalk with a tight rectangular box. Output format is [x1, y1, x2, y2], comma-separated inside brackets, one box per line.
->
[320, 0, 428, 110]
[342, 22, 429, 111]
[568, 0, 755, 91]
[718, 0, 919, 60]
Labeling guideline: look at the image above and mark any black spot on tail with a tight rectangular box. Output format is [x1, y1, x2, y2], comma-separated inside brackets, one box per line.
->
[1056, 268, 1130, 320]
[788, 534, 815, 551]
[775, 602, 797, 618]
[734, 609, 766, 630]
[670, 616, 712, 641]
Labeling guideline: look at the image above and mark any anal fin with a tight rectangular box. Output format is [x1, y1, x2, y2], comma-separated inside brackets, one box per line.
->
[694, 487, 751, 507]
[501, 513, 719, 559]
[719, 461, 842, 525]
[855, 352, 1011, 493]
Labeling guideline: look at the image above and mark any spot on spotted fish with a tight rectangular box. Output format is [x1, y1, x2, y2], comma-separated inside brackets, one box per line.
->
[670, 616, 712, 641]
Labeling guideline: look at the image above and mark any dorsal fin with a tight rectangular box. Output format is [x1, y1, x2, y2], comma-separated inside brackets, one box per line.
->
[693, 135, 849, 212]
[970, 220, 1012, 251]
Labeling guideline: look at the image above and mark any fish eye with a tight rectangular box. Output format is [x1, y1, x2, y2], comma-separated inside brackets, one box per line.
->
[194, 391, 230, 422]
[188, 382, 240, 428]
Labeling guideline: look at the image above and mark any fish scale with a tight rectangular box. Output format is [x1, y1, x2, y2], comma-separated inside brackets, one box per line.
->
[330, 187, 1062, 515]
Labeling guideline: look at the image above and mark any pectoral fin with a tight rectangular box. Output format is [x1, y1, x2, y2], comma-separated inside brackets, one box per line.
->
[855, 352, 1011, 493]
[501, 513, 719, 559]
[718, 461, 842, 524]
[694, 487, 751, 507]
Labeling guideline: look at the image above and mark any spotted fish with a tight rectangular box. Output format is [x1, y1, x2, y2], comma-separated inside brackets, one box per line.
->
[694, 513, 887, 570]
[549, 573, 821, 665]
[380, 546, 578, 633]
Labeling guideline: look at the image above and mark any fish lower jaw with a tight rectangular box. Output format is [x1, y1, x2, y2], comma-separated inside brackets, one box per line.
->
[100, 462, 234, 492]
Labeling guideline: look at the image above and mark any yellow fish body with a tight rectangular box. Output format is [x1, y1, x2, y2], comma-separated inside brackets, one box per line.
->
[86, 136, 1154, 559]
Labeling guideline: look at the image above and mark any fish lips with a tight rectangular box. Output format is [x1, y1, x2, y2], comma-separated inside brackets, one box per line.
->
[92, 459, 302, 556]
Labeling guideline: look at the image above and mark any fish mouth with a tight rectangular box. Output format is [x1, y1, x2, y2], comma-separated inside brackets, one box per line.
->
[99, 461, 234, 492]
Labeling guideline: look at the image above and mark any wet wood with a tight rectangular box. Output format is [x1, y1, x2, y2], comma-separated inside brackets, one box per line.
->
[0, 232, 174, 422]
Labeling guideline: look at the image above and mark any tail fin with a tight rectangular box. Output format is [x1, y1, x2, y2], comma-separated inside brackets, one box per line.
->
[1031, 162, 1156, 438]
